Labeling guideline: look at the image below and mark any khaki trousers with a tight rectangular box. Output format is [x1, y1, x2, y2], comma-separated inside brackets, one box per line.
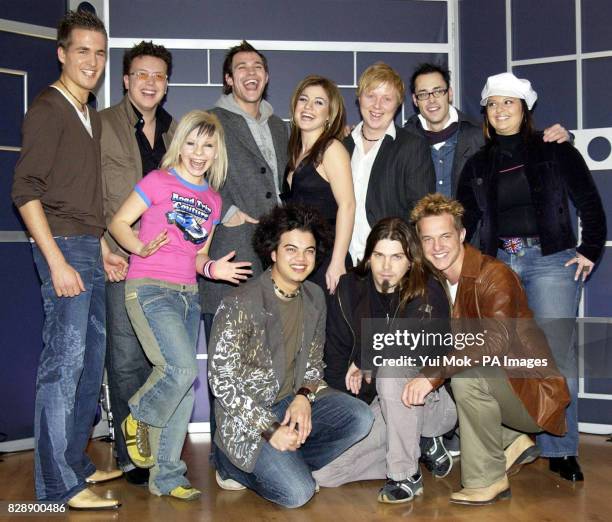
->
[451, 366, 541, 488]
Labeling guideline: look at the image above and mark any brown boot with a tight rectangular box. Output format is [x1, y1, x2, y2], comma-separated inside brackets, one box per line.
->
[85, 468, 123, 485]
[67, 489, 121, 510]
[505, 434, 540, 477]
[449, 476, 511, 505]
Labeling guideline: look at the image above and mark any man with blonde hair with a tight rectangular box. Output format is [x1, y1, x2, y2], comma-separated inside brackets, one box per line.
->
[407, 193, 570, 505]
[345, 63, 434, 265]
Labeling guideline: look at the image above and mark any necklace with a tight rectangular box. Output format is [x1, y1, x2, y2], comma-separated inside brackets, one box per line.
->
[58, 78, 87, 112]
[271, 276, 301, 299]
[361, 126, 383, 142]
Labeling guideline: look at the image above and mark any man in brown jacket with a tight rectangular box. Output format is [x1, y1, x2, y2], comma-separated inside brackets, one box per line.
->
[100, 40, 176, 486]
[405, 193, 570, 505]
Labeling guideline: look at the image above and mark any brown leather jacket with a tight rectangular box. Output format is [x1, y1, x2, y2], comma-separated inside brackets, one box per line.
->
[425, 244, 570, 435]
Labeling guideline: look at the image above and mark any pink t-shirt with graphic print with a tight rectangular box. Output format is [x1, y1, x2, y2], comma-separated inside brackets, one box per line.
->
[127, 169, 221, 284]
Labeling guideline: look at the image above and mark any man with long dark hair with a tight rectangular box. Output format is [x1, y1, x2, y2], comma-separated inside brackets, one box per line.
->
[314, 217, 456, 504]
[208, 204, 373, 508]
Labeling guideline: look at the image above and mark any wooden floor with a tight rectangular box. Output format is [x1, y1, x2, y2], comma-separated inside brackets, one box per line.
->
[1, 434, 610, 521]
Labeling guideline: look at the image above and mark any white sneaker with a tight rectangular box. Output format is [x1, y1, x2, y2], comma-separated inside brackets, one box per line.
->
[215, 470, 246, 491]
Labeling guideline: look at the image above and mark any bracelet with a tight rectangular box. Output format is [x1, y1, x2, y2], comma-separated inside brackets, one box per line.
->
[203, 260, 216, 280]
[261, 421, 281, 442]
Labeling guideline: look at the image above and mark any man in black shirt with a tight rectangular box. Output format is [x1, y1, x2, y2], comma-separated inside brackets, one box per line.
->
[100, 41, 177, 485]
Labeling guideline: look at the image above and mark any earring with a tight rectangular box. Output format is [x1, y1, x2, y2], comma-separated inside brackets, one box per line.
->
[325, 120, 330, 129]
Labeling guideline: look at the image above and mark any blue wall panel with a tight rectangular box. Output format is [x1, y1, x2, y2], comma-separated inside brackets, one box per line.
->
[513, 61, 577, 130]
[512, 0, 575, 60]
[109, 0, 447, 43]
[0, 73, 23, 147]
[585, 247, 612, 318]
[458, 0, 506, 118]
[0, 0, 65, 28]
[0, 151, 25, 231]
[581, 0, 612, 53]
[0, 242, 43, 441]
[582, 57, 612, 129]
[0, 32, 60, 107]
[579, 398, 612, 424]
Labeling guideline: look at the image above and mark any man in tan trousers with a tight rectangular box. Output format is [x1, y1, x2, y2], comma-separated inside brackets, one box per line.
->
[405, 193, 570, 505]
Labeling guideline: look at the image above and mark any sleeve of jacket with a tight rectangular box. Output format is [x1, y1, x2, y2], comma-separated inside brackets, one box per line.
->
[559, 143, 607, 262]
[323, 286, 355, 390]
[456, 157, 483, 242]
[423, 263, 522, 386]
[12, 98, 62, 208]
[208, 298, 278, 433]
[302, 294, 327, 390]
[400, 134, 436, 214]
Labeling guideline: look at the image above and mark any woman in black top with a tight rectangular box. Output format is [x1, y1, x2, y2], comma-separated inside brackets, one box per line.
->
[457, 72, 606, 482]
[283, 75, 355, 294]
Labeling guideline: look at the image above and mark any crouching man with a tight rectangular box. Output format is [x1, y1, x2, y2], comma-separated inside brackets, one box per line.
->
[314, 217, 456, 503]
[409, 194, 570, 505]
[208, 204, 374, 508]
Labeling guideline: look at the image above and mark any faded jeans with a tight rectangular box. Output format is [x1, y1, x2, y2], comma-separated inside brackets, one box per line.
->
[125, 278, 199, 495]
[498, 245, 581, 457]
[32, 236, 106, 502]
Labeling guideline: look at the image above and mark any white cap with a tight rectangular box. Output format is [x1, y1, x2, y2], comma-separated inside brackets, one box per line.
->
[480, 72, 538, 110]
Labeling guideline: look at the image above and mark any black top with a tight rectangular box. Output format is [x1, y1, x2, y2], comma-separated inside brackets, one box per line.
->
[132, 103, 173, 177]
[284, 160, 337, 224]
[496, 134, 538, 237]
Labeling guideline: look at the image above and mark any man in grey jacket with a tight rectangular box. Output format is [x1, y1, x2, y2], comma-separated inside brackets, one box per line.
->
[100, 41, 176, 486]
[208, 204, 374, 508]
[200, 41, 289, 334]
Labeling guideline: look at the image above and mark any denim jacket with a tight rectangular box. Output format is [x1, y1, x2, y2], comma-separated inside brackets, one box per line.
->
[208, 271, 327, 472]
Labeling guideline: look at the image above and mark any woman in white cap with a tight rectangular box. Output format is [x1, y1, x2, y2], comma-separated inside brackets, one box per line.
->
[457, 72, 606, 485]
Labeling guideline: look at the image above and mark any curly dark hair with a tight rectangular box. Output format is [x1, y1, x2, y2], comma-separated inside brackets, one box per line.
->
[122, 40, 173, 78]
[57, 9, 107, 50]
[410, 62, 450, 94]
[252, 204, 333, 270]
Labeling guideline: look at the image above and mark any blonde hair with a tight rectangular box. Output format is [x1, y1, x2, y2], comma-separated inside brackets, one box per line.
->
[410, 193, 465, 232]
[357, 62, 405, 105]
[161, 110, 228, 191]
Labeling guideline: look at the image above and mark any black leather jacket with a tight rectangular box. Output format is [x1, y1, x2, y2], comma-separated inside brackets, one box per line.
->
[457, 135, 606, 262]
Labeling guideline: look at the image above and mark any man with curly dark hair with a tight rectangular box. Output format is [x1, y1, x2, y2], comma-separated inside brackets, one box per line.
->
[208, 204, 374, 508]
[100, 40, 176, 487]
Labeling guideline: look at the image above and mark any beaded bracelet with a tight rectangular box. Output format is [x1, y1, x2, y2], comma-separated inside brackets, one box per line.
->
[203, 260, 217, 280]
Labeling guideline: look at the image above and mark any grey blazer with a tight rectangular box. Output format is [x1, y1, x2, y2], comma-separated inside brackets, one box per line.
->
[208, 272, 328, 472]
[200, 107, 289, 314]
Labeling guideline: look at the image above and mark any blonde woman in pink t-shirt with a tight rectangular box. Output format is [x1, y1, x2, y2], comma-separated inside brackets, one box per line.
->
[109, 110, 251, 501]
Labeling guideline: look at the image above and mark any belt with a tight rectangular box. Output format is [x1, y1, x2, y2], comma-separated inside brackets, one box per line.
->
[498, 236, 540, 254]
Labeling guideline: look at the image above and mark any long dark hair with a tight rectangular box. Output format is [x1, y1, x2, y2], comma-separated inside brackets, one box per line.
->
[287, 75, 346, 172]
[355, 217, 442, 308]
[483, 99, 535, 143]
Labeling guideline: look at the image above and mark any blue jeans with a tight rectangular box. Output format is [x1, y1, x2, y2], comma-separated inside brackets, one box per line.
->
[105, 280, 152, 471]
[498, 245, 581, 457]
[214, 390, 374, 508]
[32, 236, 106, 502]
[124, 279, 200, 495]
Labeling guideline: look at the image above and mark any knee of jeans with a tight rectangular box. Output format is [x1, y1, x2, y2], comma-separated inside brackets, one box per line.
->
[280, 476, 316, 508]
[351, 400, 375, 438]
[168, 363, 198, 388]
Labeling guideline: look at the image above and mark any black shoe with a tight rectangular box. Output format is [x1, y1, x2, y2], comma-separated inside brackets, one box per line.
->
[549, 456, 584, 482]
[377, 473, 423, 504]
[124, 467, 150, 486]
[420, 436, 453, 478]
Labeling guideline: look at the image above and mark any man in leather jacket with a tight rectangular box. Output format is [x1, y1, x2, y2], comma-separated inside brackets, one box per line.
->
[408, 193, 570, 505]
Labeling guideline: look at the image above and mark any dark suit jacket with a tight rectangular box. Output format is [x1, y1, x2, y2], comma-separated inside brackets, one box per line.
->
[343, 125, 435, 225]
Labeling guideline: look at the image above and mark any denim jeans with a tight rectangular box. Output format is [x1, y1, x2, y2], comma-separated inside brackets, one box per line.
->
[124, 278, 200, 495]
[105, 280, 152, 471]
[214, 390, 374, 508]
[498, 245, 581, 457]
[31, 236, 106, 502]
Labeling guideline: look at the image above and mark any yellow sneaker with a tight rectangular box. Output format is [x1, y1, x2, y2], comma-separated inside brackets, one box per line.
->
[169, 486, 202, 501]
[121, 414, 154, 468]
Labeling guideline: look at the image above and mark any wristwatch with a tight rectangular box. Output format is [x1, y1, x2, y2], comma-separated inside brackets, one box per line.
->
[296, 387, 316, 404]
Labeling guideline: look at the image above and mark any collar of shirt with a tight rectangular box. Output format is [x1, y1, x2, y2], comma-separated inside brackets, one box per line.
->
[351, 120, 396, 153]
[130, 102, 172, 133]
[418, 105, 459, 150]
